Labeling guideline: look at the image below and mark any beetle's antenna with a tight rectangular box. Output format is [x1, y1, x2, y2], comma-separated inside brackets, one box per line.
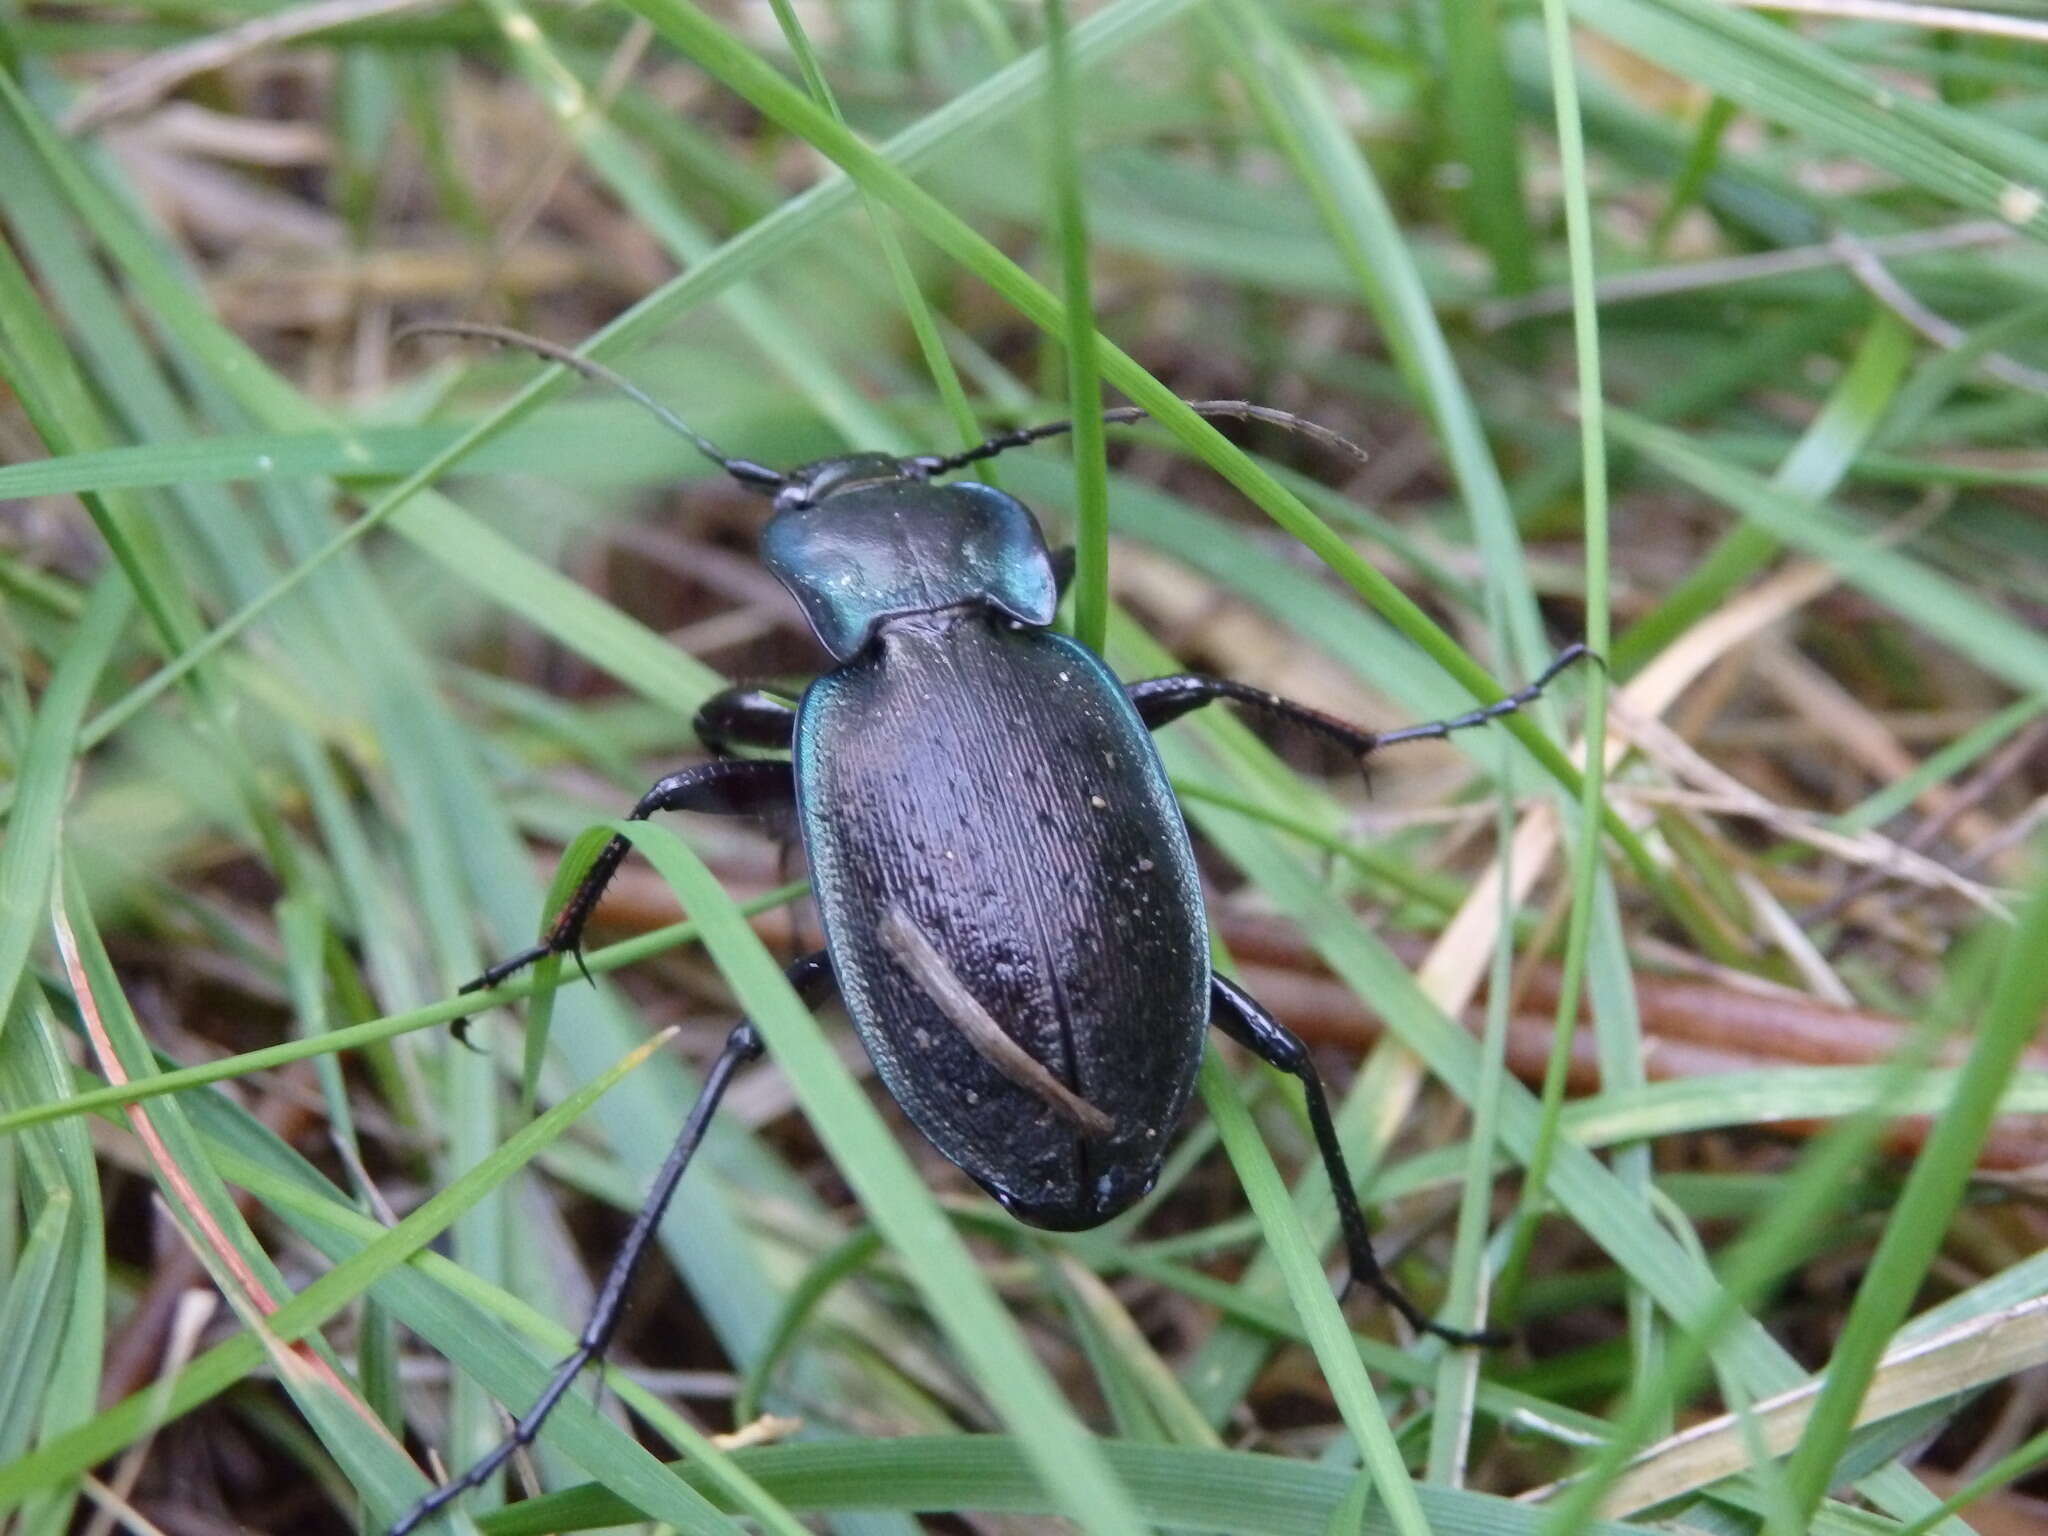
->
[912, 401, 1369, 477]
[396, 321, 787, 492]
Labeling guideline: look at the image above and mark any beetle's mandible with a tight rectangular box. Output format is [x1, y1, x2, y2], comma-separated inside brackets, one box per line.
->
[388, 323, 1591, 1536]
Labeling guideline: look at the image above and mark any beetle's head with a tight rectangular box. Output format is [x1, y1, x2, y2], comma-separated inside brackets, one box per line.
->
[760, 454, 1058, 663]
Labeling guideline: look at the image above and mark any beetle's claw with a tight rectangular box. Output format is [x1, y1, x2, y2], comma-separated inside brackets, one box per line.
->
[571, 945, 595, 988]
[450, 1014, 486, 1052]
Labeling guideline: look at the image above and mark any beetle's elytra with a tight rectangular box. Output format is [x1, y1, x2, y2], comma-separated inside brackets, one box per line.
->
[389, 323, 1589, 1536]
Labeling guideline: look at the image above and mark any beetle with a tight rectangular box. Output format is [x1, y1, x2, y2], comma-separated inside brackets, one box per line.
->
[388, 324, 1589, 1535]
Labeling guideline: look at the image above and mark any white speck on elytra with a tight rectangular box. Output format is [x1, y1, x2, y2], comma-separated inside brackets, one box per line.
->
[1089, 794, 1107, 809]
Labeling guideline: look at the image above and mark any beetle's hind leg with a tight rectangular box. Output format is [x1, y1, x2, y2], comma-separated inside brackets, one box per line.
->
[1208, 974, 1509, 1348]
[1128, 643, 1594, 764]
[694, 685, 800, 757]
[465, 759, 793, 995]
[390, 951, 836, 1536]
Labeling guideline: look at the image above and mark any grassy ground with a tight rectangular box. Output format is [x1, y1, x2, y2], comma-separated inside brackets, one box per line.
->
[2, 0, 2047, 1532]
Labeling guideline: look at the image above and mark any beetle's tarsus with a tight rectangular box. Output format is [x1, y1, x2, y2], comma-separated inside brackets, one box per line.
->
[1348, 1274, 1513, 1348]
[462, 940, 551, 994]
[1368, 643, 1598, 751]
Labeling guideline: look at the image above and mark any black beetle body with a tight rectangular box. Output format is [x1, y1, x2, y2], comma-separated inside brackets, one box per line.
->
[764, 460, 1207, 1228]
[392, 416, 1588, 1536]
[800, 609, 1207, 1228]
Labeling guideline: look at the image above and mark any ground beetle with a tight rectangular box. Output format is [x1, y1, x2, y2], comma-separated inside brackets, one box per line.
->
[389, 324, 1589, 1535]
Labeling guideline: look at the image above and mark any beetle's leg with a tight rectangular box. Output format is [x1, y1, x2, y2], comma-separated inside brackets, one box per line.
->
[1129, 643, 1593, 758]
[465, 759, 793, 994]
[693, 685, 800, 758]
[389, 952, 835, 1536]
[1208, 973, 1509, 1348]
[1356, 643, 1595, 750]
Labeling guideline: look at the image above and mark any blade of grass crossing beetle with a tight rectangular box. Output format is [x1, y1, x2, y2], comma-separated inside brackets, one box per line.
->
[1045, 0, 1111, 654]
[608, 821, 1151, 1536]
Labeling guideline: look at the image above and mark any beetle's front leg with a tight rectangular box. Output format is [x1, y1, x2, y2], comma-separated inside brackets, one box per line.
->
[693, 685, 800, 757]
[1209, 973, 1509, 1348]
[1128, 643, 1593, 761]
[464, 758, 793, 993]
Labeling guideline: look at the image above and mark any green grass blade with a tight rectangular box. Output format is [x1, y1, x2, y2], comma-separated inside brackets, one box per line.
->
[1045, 0, 1111, 653]
[1781, 875, 2048, 1521]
